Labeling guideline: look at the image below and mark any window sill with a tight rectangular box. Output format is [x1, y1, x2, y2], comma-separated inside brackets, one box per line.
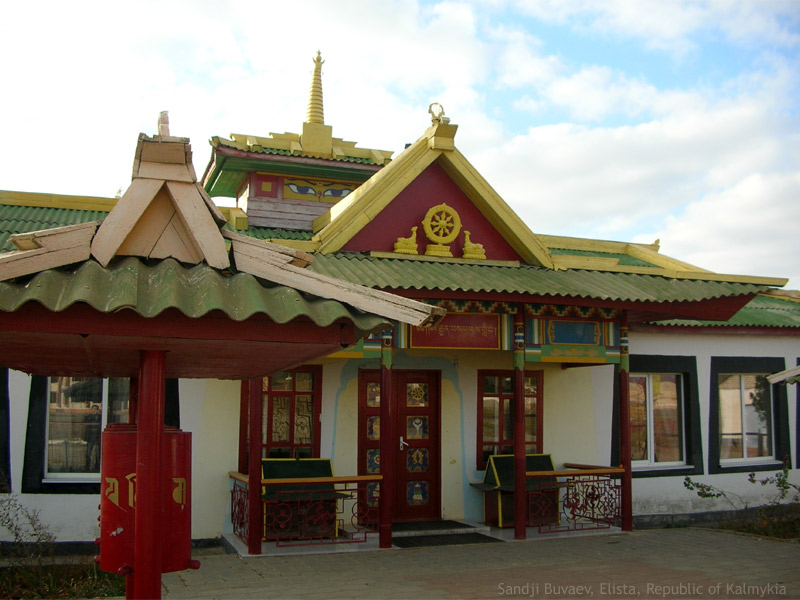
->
[632, 464, 701, 478]
[712, 460, 785, 475]
[633, 463, 690, 471]
[42, 477, 100, 484]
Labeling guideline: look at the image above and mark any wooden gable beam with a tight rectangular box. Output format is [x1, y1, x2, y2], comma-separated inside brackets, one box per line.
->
[0, 222, 98, 282]
[226, 234, 444, 327]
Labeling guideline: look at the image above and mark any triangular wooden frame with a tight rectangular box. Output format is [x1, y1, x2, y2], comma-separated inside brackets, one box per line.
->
[91, 135, 230, 270]
[311, 121, 555, 268]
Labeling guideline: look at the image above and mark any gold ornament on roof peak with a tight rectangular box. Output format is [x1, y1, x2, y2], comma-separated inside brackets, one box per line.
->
[307, 51, 325, 125]
[428, 102, 449, 124]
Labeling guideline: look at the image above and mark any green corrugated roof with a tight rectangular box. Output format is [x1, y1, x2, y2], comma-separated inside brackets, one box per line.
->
[0, 205, 782, 320]
[549, 247, 657, 268]
[307, 252, 771, 303]
[650, 294, 800, 328]
[0, 257, 391, 334]
[215, 141, 383, 165]
[239, 226, 314, 241]
[1, 204, 108, 251]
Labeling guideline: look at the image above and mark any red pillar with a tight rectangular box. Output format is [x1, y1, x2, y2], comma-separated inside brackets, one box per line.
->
[133, 350, 166, 599]
[238, 382, 249, 475]
[128, 378, 138, 425]
[513, 307, 527, 540]
[246, 378, 263, 555]
[379, 329, 394, 548]
[619, 314, 633, 531]
[126, 375, 138, 600]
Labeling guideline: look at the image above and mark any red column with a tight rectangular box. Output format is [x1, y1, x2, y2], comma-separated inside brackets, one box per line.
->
[133, 350, 166, 599]
[379, 329, 394, 548]
[619, 314, 633, 531]
[246, 378, 263, 555]
[128, 378, 138, 425]
[513, 307, 527, 540]
[238, 381, 249, 475]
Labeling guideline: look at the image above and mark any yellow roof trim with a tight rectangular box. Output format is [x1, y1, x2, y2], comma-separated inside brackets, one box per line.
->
[369, 250, 519, 267]
[540, 234, 659, 253]
[624, 243, 711, 274]
[0, 189, 117, 212]
[435, 150, 554, 268]
[763, 289, 800, 303]
[312, 120, 555, 268]
[313, 134, 438, 246]
[540, 233, 786, 285]
[266, 239, 320, 253]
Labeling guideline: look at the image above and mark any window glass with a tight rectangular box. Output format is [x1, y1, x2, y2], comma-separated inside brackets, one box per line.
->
[46, 377, 129, 477]
[477, 370, 542, 469]
[629, 376, 648, 462]
[262, 368, 320, 458]
[652, 374, 682, 462]
[629, 373, 683, 466]
[719, 374, 771, 461]
[482, 396, 499, 443]
[482, 375, 498, 395]
[271, 397, 291, 443]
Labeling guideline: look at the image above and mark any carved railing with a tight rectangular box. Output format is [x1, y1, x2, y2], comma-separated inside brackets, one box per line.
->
[526, 463, 624, 533]
[229, 472, 382, 547]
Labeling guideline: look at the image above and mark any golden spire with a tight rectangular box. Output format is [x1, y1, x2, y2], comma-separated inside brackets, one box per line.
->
[306, 51, 325, 125]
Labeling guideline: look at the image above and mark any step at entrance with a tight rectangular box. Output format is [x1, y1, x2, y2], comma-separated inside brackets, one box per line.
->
[391, 520, 502, 548]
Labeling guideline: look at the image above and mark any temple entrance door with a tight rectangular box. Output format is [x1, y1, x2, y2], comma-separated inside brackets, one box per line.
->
[358, 369, 441, 522]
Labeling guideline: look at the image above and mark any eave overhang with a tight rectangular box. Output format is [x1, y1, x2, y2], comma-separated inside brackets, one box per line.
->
[203, 144, 384, 198]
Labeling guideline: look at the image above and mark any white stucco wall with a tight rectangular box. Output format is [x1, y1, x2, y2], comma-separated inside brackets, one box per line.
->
[628, 329, 799, 518]
[179, 378, 239, 539]
[1, 372, 240, 543]
[3, 325, 797, 543]
[2, 370, 107, 543]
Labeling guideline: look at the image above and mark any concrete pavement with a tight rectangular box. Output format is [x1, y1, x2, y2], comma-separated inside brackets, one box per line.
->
[161, 528, 799, 599]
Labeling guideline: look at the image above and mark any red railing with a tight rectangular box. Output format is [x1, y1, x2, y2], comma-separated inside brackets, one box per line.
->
[526, 463, 624, 533]
[230, 472, 382, 547]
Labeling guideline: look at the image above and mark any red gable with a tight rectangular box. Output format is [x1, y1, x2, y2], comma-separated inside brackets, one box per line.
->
[341, 162, 524, 262]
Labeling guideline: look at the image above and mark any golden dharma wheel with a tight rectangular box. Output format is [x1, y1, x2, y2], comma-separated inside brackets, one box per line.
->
[422, 203, 461, 245]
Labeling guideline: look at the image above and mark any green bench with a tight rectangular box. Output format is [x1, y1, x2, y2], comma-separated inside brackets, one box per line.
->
[261, 458, 348, 541]
[471, 454, 559, 528]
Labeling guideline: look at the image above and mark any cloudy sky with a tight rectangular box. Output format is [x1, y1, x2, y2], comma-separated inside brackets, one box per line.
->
[2, 0, 798, 288]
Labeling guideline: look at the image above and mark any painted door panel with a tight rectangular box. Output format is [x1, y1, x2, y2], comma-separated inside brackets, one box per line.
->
[358, 370, 441, 522]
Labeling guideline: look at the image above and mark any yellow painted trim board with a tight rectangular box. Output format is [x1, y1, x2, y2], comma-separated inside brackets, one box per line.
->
[313, 124, 554, 269]
[315, 134, 433, 231]
[0, 190, 116, 212]
[436, 151, 554, 268]
[313, 136, 438, 248]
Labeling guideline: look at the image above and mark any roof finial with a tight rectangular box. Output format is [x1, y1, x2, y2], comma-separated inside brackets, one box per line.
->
[428, 102, 448, 124]
[306, 51, 325, 125]
[158, 111, 170, 136]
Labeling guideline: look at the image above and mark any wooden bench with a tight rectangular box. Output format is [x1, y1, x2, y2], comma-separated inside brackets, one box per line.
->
[261, 458, 348, 541]
[471, 454, 559, 528]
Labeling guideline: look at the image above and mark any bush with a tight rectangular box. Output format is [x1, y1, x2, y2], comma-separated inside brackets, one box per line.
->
[0, 489, 124, 597]
[684, 462, 800, 539]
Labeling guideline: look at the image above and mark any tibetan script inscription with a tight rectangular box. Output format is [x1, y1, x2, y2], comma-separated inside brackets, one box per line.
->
[411, 313, 499, 349]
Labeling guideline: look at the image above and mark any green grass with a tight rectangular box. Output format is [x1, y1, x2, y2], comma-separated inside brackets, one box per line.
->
[0, 561, 125, 599]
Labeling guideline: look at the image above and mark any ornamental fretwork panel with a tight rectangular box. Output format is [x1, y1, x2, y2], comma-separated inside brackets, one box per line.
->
[230, 477, 380, 548]
[528, 475, 622, 533]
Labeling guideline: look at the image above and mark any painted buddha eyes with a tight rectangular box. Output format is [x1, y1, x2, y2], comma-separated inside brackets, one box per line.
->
[286, 184, 352, 199]
[322, 188, 351, 199]
[287, 184, 317, 196]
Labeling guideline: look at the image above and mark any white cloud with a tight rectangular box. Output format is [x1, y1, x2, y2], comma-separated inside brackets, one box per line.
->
[0, 0, 797, 289]
[511, 0, 800, 58]
[636, 172, 800, 288]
